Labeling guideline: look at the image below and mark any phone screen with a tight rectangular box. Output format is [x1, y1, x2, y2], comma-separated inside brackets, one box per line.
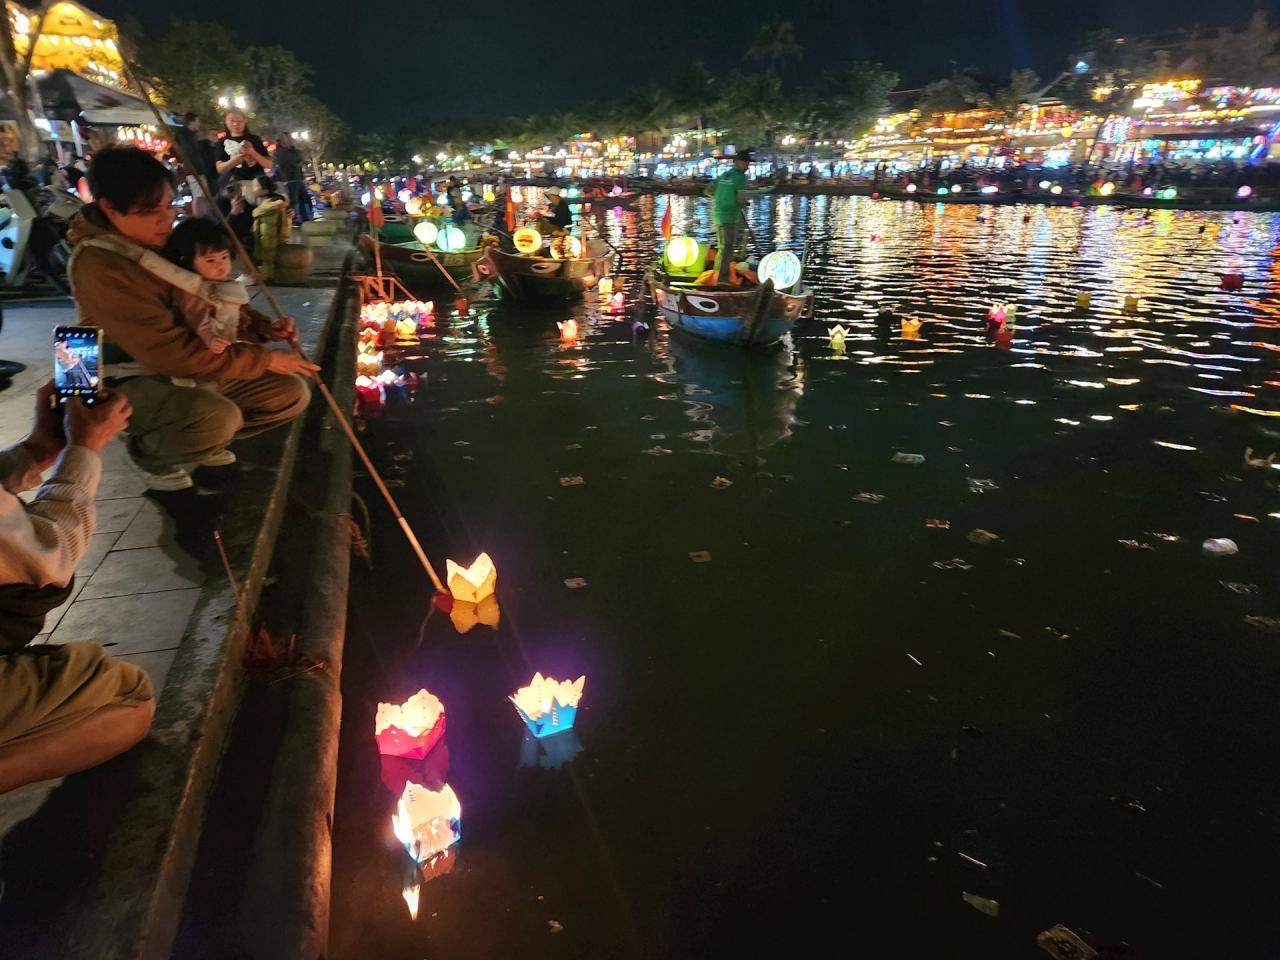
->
[54, 326, 102, 401]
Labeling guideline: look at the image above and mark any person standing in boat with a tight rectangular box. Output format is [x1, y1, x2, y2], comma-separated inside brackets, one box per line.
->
[539, 186, 573, 232]
[711, 149, 756, 284]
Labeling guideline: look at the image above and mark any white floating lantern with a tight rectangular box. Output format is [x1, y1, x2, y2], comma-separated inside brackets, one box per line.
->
[446, 552, 496, 603]
[510, 673, 586, 738]
[391, 782, 461, 865]
[375, 689, 446, 759]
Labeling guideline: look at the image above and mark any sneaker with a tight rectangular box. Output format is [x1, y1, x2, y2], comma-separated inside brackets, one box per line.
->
[199, 449, 237, 467]
[144, 466, 193, 491]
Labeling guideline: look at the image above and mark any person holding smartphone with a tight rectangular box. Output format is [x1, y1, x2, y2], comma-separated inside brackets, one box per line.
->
[0, 382, 155, 795]
[67, 146, 317, 491]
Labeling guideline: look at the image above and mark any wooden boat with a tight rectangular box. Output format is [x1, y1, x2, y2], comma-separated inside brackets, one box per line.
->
[567, 192, 639, 209]
[472, 241, 616, 301]
[647, 269, 813, 347]
[357, 234, 483, 289]
[881, 187, 1015, 205]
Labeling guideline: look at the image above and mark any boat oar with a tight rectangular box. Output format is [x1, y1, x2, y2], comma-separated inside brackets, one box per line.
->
[124, 60, 448, 596]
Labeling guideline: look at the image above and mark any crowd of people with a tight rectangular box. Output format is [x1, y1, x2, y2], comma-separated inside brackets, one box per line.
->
[0, 139, 320, 808]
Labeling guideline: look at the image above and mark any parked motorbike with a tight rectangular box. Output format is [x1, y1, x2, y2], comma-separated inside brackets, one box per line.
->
[0, 159, 82, 294]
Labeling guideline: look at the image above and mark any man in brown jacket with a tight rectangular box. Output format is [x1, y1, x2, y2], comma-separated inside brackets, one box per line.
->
[69, 147, 317, 491]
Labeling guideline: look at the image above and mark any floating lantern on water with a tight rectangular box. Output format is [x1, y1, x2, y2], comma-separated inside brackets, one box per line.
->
[436, 225, 466, 252]
[1236, 185, 1253, 200]
[609, 291, 625, 311]
[1123, 295, 1140, 314]
[987, 303, 1007, 327]
[558, 318, 578, 341]
[905, 183, 918, 194]
[513, 227, 542, 254]
[445, 552, 496, 603]
[355, 375, 384, 415]
[1075, 292, 1092, 309]
[405, 196, 424, 217]
[598, 276, 614, 296]
[358, 327, 380, 351]
[901, 317, 922, 339]
[413, 220, 438, 247]
[758, 251, 801, 290]
[665, 236, 700, 271]
[395, 316, 418, 340]
[375, 689, 446, 759]
[828, 324, 848, 352]
[356, 351, 383, 377]
[509, 673, 586, 738]
[1221, 273, 1244, 291]
[391, 782, 461, 865]
[868, 233, 883, 244]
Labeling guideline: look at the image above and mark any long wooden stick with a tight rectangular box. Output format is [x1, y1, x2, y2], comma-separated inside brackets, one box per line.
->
[123, 61, 447, 595]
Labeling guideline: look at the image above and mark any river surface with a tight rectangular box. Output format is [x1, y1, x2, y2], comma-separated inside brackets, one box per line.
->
[331, 195, 1280, 959]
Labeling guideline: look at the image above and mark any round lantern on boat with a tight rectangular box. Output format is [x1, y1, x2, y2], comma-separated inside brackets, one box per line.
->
[405, 196, 425, 217]
[514, 227, 543, 254]
[550, 234, 584, 260]
[758, 251, 801, 291]
[1236, 185, 1253, 200]
[413, 221, 439, 247]
[436, 225, 467, 252]
[665, 236, 700, 271]
[483, 189, 496, 202]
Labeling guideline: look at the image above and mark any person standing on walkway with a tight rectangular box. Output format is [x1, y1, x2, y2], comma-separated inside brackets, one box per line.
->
[272, 132, 311, 224]
[68, 147, 317, 492]
[215, 109, 271, 191]
[0, 382, 155, 795]
[712, 149, 755, 284]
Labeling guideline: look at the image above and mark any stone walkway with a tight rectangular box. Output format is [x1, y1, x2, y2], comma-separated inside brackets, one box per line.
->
[0, 262, 341, 842]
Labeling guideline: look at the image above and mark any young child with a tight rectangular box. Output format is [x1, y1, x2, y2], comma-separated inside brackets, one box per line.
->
[161, 218, 250, 355]
[251, 174, 292, 280]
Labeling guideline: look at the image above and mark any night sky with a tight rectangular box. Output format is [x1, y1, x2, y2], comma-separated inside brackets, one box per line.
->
[94, 0, 1265, 129]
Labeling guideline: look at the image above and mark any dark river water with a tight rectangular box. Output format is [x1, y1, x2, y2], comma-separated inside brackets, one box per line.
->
[331, 195, 1280, 959]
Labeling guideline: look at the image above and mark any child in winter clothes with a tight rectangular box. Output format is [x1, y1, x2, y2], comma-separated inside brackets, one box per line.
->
[251, 175, 292, 280]
[161, 217, 248, 355]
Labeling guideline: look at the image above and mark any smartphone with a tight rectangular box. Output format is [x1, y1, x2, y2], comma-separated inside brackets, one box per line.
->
[53, 326, 103, 404]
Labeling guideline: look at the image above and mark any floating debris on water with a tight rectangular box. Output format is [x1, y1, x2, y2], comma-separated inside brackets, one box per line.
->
[853, 492, 886, 504]
[689, 551, 712, 563]
[563, 577, 588, 589]
[1202, 538, 1239, 557]
[967, 529, 1000, 545]
[961, 892, 999, 917]
[967, 478, 999, 493]
[710, 476, 734, 489]
[925, 519, 950, 529]
[1037, 925, 1097, 960]
[892, 452, 926, 465]
[642, 446, 673, 456]
[1221, 581, 1258, 595]
[933, 558, 974, 571]
[1244, 615, 1280, 633]
[559, 476, 585, 486]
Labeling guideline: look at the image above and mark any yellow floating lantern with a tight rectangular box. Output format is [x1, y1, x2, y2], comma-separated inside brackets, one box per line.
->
[901, 317, 922, 339]
[598, 276, 614, 296]
[1123, 295, 1140, 315]
[828, 324, 848, 351]
[436, 225, 467, 252]
[413, 220, 438, 247]
[395, 317, 418, 340]
[405, 196, 424, 217]
[513, 227, 542, 254]
[446, 552, 496, 603]
[665, 235, 700, 271]
[356, 351, 383, 376]
[1075, 292, 1092, 309]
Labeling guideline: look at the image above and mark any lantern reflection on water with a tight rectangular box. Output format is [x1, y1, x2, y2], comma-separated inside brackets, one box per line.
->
[445, 552, 496, 603]
[447, 594, 501, 634]
[375, 689, 446, 759]
[510, 673, 586, 738]
[597, 276, 614, 296]
[392, 782, 461, 865]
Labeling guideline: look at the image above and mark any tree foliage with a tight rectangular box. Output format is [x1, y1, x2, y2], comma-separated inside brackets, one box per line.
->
[135, 19, 247, 125]
[1186, 12, 1280, 86]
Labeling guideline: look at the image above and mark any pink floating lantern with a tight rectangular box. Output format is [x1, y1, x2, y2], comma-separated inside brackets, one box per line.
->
[355, 375, 385, 416]
[609, 292, 625, 311]
[1220, 273, 1244, 291]
[375, 689, 446, 759]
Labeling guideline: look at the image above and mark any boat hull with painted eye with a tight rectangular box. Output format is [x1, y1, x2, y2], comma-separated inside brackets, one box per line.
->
[473, 244, 616, 301]
[647, 268, 813, 347]
[357, 235, 484, 289]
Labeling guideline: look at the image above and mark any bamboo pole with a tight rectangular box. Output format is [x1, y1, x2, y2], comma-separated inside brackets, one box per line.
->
[122, 61, 447, 595]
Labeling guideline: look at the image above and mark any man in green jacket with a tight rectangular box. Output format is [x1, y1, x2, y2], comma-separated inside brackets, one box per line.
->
[711, 149, 755, 284]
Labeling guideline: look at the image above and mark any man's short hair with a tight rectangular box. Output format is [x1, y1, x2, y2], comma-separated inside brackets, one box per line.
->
[183, 112, 200, 125]
[88, 147, 174, 214]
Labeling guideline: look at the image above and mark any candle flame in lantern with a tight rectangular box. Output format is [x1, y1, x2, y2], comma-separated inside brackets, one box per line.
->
[445, 552, 496, 603]
[402, 883, 420, 920]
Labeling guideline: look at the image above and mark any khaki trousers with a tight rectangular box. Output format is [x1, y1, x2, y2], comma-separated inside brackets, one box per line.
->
[116, 373, 311, 472]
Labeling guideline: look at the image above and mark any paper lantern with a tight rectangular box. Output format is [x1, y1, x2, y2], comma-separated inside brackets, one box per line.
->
[356, 352, 383, 377]
[987, 303, 1006, 326]
[1220, 273, 1244, 291]
[665, 236, 700, 270]
[1050, 185, 1063, 195]
[936, 186, 949, 196]
[483, 189, 495, 202]
[510, 187, 523, 203]
[1075, 292, 1091, 309]
[1157, 186, 1177, 200]
[1100, 182, 1115, 196]
[405, 196, 424, 216]
[513, 227, 542, 254]
[375, 689, 446, 759]
[951, 184, 964, 194]
[609, 292, 624, 310]
[391, 782, 461, 865]
[901, 317, 922, 338]
[550, 234, 583, 260]
[413, 220, 438, 246]
[395, 317, 417, 340]
[611, 185, 623, 196]
[355, 375, 384, 415]
[1236, 185, 1253, 200]
[1038, 180, 1051, 190]
[980, 184, 998, 194]
[828, 324, 848, 351]
[558, 318, 578, 340]
[509, 673, 586, 738]
[906, 183, 918, 193]
[436, 194, 450, 207]
[1123, 295, 1140, 314]
[598, 276, 614, 296]
[758, 251, 801, 290]
[446, 552, 496, 603]
[436, 225, 466, 252]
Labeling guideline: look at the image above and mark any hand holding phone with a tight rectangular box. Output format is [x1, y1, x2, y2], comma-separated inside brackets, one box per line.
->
[64, 391, 132, 454]
[53, 326, 102, 404]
